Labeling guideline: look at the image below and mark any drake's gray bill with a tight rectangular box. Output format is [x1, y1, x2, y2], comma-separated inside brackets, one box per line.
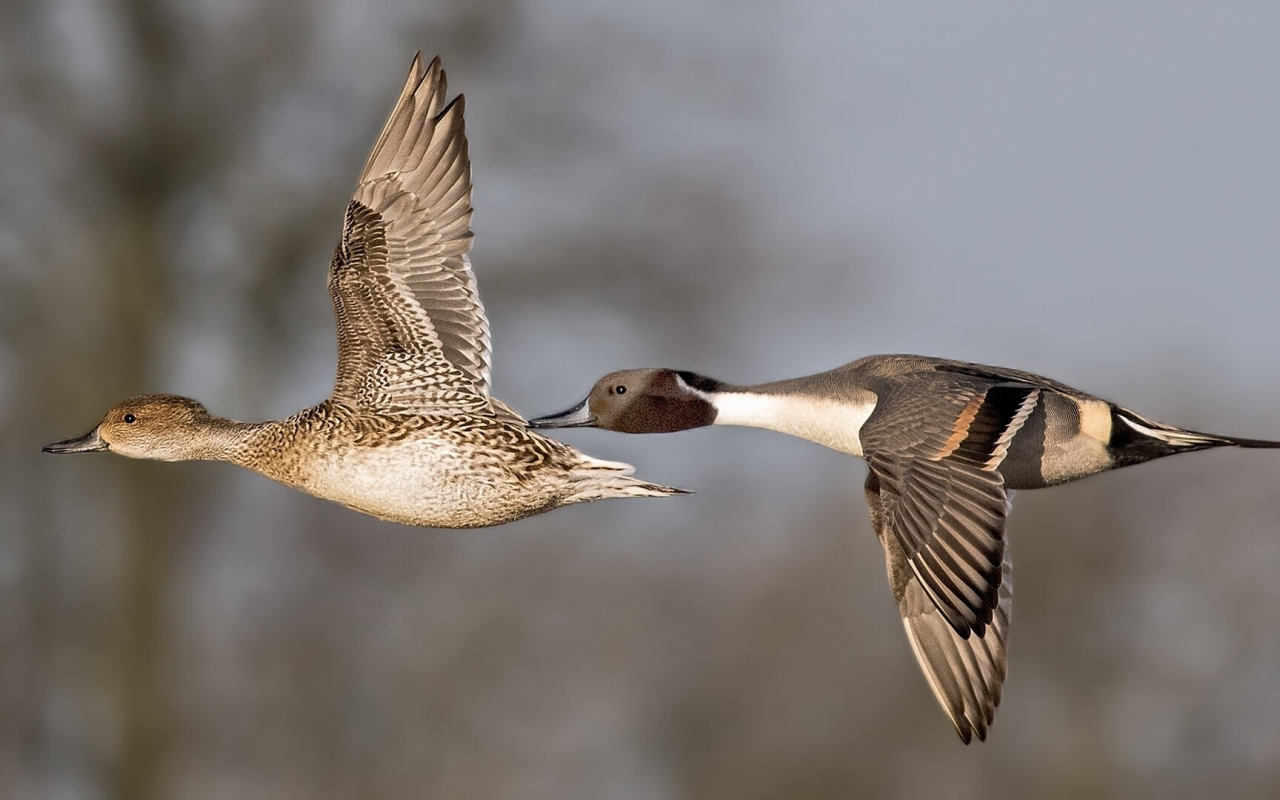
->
[528, 398, 597, 429]
[43, 427, 108, 454]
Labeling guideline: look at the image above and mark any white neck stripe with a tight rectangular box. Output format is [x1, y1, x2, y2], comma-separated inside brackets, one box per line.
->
[705, 390, 875, 457]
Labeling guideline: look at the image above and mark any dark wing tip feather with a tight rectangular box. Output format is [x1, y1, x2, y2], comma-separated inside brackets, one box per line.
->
[899, 555, 1012, 744]
[866, 472, 1011, 743]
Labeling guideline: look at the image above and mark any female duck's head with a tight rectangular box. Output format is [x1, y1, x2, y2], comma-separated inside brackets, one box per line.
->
[44, 394, 220, 461]
[529, 368, 724, 433]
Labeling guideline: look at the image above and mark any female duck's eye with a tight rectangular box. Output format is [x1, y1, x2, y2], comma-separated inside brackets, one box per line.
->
[614, 385, 626, 395]
[123, 414, 136, 424]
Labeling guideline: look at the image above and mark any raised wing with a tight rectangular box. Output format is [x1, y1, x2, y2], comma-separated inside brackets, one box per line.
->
[862, 380, 1039, 638]
[328, 55, 491, 413]
[866, 472, 1013, 743]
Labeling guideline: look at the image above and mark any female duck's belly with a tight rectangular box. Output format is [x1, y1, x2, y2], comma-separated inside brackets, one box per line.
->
[296, 440, 556, 528]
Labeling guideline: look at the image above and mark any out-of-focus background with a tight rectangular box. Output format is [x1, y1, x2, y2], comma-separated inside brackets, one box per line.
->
[4, 1, 1280, 797]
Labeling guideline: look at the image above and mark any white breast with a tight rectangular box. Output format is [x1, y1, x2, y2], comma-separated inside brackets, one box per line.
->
[710, 392, 876, 457]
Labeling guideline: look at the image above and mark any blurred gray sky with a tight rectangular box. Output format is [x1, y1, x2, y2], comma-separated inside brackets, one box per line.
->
[446, 0, 1280, 434]
[4, 1, 1280, 799]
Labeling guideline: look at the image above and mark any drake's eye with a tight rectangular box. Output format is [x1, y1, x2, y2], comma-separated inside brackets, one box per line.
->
[123, 414, 136, 424]
[614, 385, 626, 395]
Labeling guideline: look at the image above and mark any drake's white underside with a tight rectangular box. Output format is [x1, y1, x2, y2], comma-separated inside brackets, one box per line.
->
[710, 391, 876, 457]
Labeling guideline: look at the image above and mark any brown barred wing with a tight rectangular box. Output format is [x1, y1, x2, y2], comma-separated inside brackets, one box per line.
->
[328, 55, 491, 414]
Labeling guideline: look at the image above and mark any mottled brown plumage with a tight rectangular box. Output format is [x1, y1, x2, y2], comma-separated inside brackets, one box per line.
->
[44, 55, 685, 527]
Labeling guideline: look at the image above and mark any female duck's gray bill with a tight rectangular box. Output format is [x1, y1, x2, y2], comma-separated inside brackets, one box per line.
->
[527, 398, 597, 429]
[43, 427, 109, 454]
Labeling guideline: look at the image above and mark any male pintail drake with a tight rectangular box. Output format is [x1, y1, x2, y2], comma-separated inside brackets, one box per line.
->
[528, 354, 1280, 741]
[43, 55, 685, 528]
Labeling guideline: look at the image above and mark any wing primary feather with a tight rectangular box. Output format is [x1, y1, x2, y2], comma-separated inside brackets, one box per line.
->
[328, 55, 492, 410]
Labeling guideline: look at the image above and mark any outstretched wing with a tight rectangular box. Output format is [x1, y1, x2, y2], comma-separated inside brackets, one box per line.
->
[328, 54, 491, 413]
[866, 472, 1013, 743]
[861, 381, 1039, 638]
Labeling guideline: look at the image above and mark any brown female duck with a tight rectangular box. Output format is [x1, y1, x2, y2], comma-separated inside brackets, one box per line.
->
[44, 55, 685, 528]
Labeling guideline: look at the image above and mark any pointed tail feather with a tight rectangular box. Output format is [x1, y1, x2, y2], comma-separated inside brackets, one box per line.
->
[1219, 434, 1280, 449]
[567, 474, 691, 502]
[1112, 407, 1280, 455]
[567, 453, 690, 502]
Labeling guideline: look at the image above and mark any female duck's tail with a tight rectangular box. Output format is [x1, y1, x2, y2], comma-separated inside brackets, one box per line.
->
[567, 454, 691, 502]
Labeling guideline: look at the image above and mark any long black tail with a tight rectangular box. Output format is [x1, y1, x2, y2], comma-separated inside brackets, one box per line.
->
[1108, 406, 1280, 468]
[1223, 435, 1280, 449]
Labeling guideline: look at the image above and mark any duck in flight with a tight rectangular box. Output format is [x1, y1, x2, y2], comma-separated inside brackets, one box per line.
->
[43, 54, 685, 527]
[529, 354, 1280, 741]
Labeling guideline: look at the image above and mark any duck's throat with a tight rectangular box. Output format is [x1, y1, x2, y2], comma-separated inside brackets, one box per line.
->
[709, 391, 876, 457]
